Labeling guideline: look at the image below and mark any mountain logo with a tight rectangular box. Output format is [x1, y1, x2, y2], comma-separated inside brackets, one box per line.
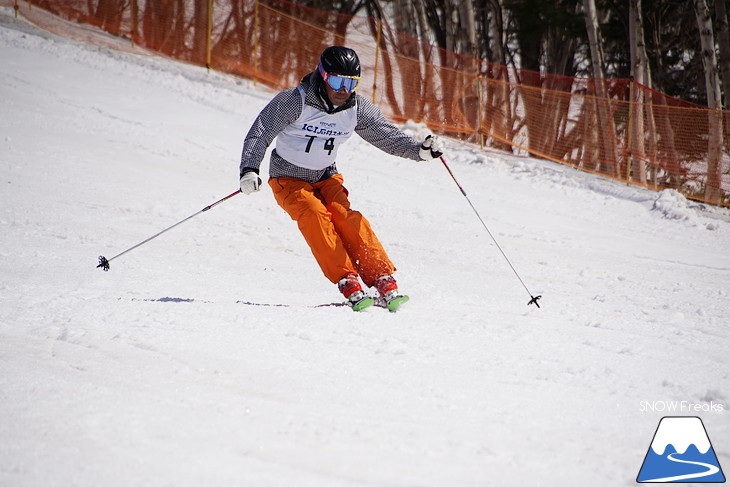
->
[637, 416, 725, 483]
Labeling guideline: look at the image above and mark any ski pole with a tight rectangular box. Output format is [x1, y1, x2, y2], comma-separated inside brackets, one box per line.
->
[439, 156, 542, 308]
[97, 189, 241, 271]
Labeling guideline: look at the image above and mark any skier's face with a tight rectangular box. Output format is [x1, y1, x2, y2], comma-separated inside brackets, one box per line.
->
[324, 82, 352, 106]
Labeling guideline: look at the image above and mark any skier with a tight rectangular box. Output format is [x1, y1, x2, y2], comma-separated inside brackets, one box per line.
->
[239, 46, 444, 311]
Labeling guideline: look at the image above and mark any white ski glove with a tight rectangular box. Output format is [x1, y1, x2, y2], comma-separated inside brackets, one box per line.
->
[419, 135, 444, 161]
[239, 171, 262, 195]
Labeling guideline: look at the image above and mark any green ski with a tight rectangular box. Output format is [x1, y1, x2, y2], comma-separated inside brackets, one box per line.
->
[384, 295, 409, 312]
[351, 296, 375, 311]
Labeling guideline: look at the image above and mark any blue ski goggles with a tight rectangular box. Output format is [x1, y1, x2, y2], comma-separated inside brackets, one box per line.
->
[318, 62, 360, 93]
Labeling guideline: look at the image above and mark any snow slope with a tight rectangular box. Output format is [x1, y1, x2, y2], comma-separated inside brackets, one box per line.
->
[1, 7, 728, 486]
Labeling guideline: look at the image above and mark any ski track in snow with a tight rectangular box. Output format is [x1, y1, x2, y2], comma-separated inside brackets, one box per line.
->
[1, 7, 729, 487]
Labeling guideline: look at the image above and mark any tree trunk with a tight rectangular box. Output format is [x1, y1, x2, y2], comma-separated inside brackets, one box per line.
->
[143, 0, 179, 55]
[486, 0, 512, 151]
[582, 0, 618, 176]
[628, 0, 648, 185]
[414, 0, 433, 121]
[131, 0, 140, 45]
[715, 0, 730, 106]
[512, 0, 545, 157]
[694, 0, 724, 204]
[94, 0, 121, 34]
[393, 0, 422, 118]
[171, 0, 186, 57]
[455, 1, 478, 137]
[456, 1, 477, 59]
[364, 4, 403, 121]
[714, 0, 730, 147]
[583, 0, 606, 80]
[438, 0, 458, 129]
[193, 0, 208, 66]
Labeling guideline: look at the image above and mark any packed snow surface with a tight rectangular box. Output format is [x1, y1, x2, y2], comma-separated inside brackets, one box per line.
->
[1, 7, 728, 486]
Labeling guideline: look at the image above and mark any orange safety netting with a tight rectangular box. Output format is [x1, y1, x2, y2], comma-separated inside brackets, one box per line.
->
[9, 0, 730, 206]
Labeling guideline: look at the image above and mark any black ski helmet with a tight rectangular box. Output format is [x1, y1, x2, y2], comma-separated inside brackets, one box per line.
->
[318, 46, 360, 77]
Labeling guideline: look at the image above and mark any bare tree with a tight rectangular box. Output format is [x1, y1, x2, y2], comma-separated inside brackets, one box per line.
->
[716, 0, 730, 106]
[582, 0, 618, 176]
[143, 0, 174, 54]
[486, 0, 506, 66]
[392, 0, 424, 117]
[628, 0, 648, 184]
[452, 1, 477, 59]
[694, 0, 724, 203]
[94, 0, 123, 34]
[583, 0, 607, 80]
[364, 1, 405, 120]
[714, 0, 730, 147]
[485, 0, 513, 151]
[130, 0, 140, 44]
[450, 1, 479, 135]
[193, 0, 209, 66]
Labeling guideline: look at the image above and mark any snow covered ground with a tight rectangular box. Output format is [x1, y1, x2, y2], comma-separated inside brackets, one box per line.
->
[1, 7, 728, 486]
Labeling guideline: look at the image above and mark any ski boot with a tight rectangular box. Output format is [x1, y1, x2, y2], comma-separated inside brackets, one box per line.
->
[374, 275, 409, 312]
[338, 274, 374, 311]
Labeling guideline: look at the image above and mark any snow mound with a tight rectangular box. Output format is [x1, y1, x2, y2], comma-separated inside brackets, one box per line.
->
[651, 189, 699, 223]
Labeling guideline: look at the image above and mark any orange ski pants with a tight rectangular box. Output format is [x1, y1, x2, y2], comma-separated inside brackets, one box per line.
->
[269, 174, 395, 287]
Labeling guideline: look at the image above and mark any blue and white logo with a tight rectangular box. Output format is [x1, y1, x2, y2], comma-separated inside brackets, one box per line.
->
[637, 416, 725, 483]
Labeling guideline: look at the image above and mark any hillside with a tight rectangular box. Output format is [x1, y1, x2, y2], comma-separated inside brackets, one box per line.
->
[1, 7, 728, 486]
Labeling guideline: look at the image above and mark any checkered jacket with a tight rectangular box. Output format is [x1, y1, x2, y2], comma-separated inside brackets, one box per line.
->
[240, 72, 422, 183]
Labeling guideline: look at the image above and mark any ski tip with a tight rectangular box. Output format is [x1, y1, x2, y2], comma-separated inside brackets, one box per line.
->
[386, 295, 409, 312]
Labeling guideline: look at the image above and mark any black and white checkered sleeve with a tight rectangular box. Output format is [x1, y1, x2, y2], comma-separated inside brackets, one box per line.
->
[354, 96, 422, 161]
[240, 88, 303, 177]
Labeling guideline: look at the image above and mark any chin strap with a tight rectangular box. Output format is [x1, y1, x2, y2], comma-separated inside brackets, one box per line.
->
[318, 85, 335, 112]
